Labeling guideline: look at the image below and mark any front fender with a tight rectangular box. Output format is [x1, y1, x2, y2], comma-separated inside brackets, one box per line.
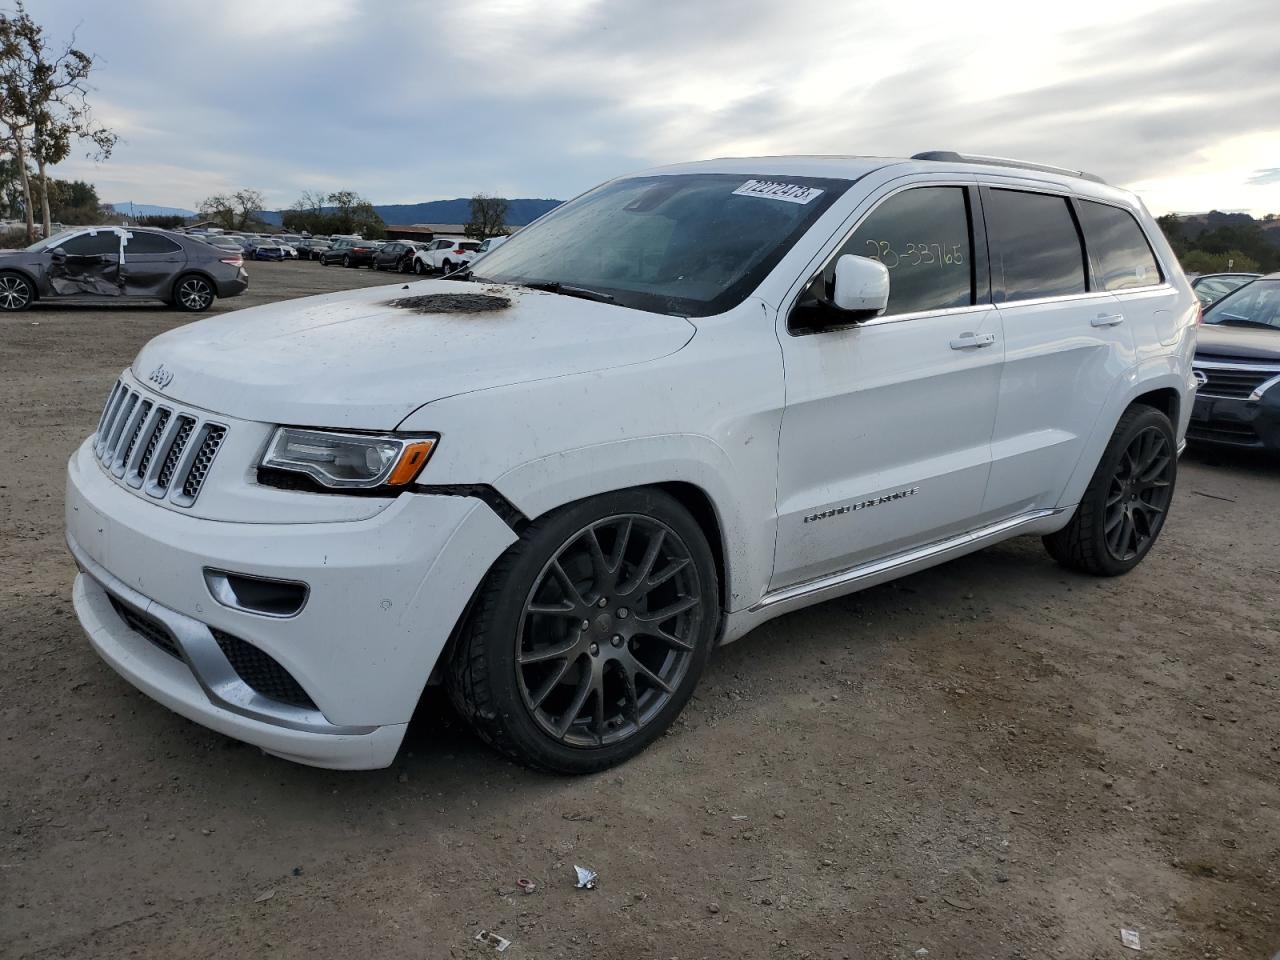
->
[491, 434, 772, 613]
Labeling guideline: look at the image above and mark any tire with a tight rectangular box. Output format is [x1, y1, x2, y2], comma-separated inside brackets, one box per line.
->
[414, 260, 426, 276]
[441, 259, 453, 274]
[172, 274, 215, 312]
[342, 254, 351, 267]
[447, 488, 720, 774]
[1043, 404, 1177, 576]
[0, 271, 34, 311]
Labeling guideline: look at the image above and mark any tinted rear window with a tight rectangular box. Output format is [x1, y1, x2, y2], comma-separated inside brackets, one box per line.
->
[986, 189, 1086, 302]
[1076, 201, 1161, 291]
[125, 232, 182, 254]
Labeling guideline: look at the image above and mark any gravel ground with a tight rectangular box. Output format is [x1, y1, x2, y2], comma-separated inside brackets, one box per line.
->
[1, 260, 1277, 959]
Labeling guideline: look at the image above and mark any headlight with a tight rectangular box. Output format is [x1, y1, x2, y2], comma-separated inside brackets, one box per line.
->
[261, 428, 437, 489]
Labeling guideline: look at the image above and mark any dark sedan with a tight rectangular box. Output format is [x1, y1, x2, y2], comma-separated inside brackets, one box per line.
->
[1190, 272, 1261, 307]
[369, 240, 422, 273]
[296, 238, 332, 260]
[0, 226, 247, 313]
[244, 238, 287, 262]
[318, 238, 378, 267]
[1189, 273, 1280, 452]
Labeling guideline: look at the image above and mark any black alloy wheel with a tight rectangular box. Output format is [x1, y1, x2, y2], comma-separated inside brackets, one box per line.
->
[515, 514, 703, 748]
[1044, 404, 1177, 575]
[447, 489, 719, 773]
[1103, 425, 1174, 562]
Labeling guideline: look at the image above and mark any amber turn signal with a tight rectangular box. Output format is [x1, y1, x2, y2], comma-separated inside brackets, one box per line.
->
[387, 439, 437, 486]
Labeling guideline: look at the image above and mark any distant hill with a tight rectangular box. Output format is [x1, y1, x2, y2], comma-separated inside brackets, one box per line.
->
[1176, 210, 1280, 247]
[257, 198, 562, 228]
[111, 202, 197, 219]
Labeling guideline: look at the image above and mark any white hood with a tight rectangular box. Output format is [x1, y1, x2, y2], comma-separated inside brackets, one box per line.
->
[132, 280, 696, 429]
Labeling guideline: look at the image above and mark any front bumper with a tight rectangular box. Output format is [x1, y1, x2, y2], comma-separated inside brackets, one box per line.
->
[1188, 389, 1280, 451]
[65, 437, 516, 769]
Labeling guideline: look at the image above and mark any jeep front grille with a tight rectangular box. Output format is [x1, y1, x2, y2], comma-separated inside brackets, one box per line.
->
[93, 379, 226, 507]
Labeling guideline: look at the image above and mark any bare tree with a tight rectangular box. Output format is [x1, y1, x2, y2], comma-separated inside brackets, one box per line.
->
[197, 194, 236, 230]
[0, 2, 119, 240]
[465, 194, 509, 239]
[230, 188, 265, 230]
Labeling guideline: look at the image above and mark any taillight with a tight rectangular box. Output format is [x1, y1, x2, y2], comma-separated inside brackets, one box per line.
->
[220, 256, 243, 267]
[453, 247, 465, 255]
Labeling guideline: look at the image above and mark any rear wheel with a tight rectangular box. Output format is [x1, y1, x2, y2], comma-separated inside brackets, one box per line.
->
[173, 274, 215, 312]
[447, 488, 719, 774]
[0, 272, 34, 311]
[1043, 404, 1176, 576]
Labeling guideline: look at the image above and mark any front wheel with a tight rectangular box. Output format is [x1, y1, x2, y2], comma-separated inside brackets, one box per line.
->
[447, 488, 719, 774]
[0, 271, 34, 311]
[173, 274, 215, 312]
[1043, 404, 1176, 576]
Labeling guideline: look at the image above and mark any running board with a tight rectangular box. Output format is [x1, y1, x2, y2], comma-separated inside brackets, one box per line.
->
[750, 508, 1061, 613]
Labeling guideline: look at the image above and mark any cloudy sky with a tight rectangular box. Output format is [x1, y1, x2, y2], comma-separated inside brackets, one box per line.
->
[27, 0, 1280, 216]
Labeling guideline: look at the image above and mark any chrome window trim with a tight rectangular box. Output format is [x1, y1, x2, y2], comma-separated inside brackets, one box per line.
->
[68, 534, 373, 736]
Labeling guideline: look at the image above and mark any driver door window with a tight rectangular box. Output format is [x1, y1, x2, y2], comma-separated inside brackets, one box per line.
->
[791, 186, 977, 330]
[47, 230, 122, 297]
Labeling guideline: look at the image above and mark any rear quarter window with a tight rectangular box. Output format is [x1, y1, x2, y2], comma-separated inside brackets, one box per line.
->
[1076, 200, 1162, 290]
[125, 232, 183, 255]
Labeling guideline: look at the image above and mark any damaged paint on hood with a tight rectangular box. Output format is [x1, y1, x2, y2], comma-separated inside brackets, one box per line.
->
[131, 279, 696, 429]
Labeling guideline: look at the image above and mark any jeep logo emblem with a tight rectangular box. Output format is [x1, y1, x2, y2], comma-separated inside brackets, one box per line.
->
[148, 364, 174, 389]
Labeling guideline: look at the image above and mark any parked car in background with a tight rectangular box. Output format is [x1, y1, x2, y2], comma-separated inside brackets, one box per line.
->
[276, 239, 299, 260]
[413, 237, 482, 274]
[65, 153, 1195, 773]
[319, 238, 378, 267]
[202, 235, 246, 255]
[245, 238, 287, 262]
[473, 236, 509, 258]
[0, 225, 246, 312]
[1189, 273, 1280, 452]
[296, 238, 332, 260]
[370, 240, 423, 272]
[1190, 272, 1261, 307]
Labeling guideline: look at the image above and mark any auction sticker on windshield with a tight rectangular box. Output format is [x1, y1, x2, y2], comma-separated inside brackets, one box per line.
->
[732, 179, 824, 204]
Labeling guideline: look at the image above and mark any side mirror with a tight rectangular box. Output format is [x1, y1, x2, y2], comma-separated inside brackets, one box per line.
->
[831, 254, 889, 315]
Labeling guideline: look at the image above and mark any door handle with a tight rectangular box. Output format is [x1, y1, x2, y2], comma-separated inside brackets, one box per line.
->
[949, 332, 996, 350]
[1091, 313, 1125, 327]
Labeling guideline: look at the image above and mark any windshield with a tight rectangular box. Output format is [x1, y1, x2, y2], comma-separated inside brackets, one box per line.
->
[1203, 279, 1280, 330]
[469, 173, 850, 316]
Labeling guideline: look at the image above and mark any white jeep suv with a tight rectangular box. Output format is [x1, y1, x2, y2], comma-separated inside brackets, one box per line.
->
[66, 153, 1197, 773]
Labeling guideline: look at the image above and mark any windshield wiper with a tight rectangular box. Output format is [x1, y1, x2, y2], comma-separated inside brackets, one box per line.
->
[521, 281, 615, 303]
[1214, 314, 1275, 330]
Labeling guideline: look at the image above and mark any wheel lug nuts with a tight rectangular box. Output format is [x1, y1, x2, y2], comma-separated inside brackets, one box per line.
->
[589, 642, 599, 656]
[597, 597, 609, 608]
[580, 619, 591, 631]
[617, 608, 628, 619]
[611, 634, 624, 647]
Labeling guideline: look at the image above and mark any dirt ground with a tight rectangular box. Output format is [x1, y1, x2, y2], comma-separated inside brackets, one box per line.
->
[1, 260, 1277, 959]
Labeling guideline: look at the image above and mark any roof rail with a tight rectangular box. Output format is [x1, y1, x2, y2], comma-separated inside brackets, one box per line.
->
[910, 151, 1107, 185]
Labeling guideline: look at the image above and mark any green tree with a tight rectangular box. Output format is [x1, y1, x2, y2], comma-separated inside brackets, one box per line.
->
[0, 2, 118, 240]
[1179, 249, 1261, 274]
[1155, 213, 1188, 257]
